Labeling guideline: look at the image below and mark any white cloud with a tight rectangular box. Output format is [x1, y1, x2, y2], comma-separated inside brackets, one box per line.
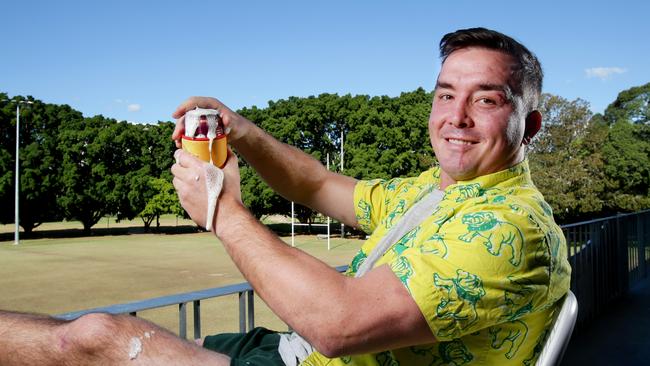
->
[114, 98, 124, 104]
[585, 67, 627, 80]
[127, 103, 141, 112]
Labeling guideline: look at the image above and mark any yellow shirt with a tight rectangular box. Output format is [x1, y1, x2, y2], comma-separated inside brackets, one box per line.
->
[302, 160, 571, 366]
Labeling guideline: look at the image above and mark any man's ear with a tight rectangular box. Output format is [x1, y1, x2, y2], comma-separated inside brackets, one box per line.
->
[523, 110, 542, 144]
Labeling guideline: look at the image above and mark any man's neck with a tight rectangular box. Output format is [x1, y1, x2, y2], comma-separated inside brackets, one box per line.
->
[439, 173, 456, 190]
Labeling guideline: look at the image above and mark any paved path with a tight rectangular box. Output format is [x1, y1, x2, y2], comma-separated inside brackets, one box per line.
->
[561, 277, 650, 365]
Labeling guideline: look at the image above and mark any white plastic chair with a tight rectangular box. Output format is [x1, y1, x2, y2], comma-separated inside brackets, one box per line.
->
[536, 290, 578, 366]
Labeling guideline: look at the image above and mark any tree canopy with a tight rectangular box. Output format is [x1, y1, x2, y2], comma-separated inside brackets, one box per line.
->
[1, 82, 649, 233]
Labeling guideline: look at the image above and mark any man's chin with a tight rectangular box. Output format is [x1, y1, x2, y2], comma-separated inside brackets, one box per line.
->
[439, 164, 479, 187]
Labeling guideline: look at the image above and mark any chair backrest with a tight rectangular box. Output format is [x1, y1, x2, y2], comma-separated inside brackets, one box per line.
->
[536, 290, 578, 366]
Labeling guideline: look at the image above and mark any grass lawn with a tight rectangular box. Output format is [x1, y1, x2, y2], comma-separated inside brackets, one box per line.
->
[0, 224, 364, 338]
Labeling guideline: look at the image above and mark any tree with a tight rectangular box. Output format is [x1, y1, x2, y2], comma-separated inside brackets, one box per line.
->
[107, 122, 159, 223]
[0, 96, 85, 233]
[602, 120, 650, 212]
[235, 90, 434, 221]
[528, 94, 598, 222]
[603, 82, 650, 125]
[113, 122, 178, 230]
[57, 115, 121, 233]
[0, 94, 16, 224]
[236, 105, 286, 219]
[599, 83, 650, 213]
[345, 88, 433, 180]
[139, 177, 183, 231]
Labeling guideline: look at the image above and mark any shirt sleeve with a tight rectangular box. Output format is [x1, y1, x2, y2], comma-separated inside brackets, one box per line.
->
[383, 201, 550, 341]
[353, 177, 410, 234]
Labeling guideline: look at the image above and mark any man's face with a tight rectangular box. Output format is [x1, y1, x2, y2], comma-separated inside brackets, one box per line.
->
[429, 47, 526, 188]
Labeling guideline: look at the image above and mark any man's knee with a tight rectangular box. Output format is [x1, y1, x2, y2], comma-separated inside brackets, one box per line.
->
[57, 313, 120, 355]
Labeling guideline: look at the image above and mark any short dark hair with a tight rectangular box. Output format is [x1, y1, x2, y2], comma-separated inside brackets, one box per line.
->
[439, 27, 543, 114]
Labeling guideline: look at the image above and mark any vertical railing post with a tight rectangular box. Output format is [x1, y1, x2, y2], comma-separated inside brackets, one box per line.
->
[591, 223, 600, 315]
[617, 214, 629, 295]
[639, 213, 647, 279]
[640, 211, 650, 278]
[193, 300, 201, 340]
[179, 302, 187, 339]
[238, 291, 246, 333]
[247, 290, 255, 331]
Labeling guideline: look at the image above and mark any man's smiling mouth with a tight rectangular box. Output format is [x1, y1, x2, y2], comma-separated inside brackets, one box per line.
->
[446, 138, 478, 146]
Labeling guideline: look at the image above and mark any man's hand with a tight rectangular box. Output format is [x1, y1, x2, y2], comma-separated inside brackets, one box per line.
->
[171, 149, 243, 232]
[172, 96, 251, 148]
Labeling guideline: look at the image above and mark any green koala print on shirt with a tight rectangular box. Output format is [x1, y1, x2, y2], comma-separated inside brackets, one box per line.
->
[385, 199, 406, 228]
[349, 250, 368, 274]
[500, 276, 535, 321]
[433, 269, 486, 338]
[450, 183, 483, 202]
[523, 328, 550, 366]
[492, 195, 507, 204]
[375, 351, 400, 366]
[420, 233, 448, 258]
[543, 228, 563, 274]
[391, 256, 414, 292]
[386, 180, 399, 191]
[489, 320, 529, 359]
[410, 339, 474, 366]
[459, 212, 524, 266]
[392, 227, 420, 255]
[356, 199, 372, 232]
[535, 197, 554, 217]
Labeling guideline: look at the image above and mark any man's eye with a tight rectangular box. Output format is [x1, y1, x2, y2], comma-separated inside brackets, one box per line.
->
[477, 98, 496, 105]
[439, 94, 453, 101]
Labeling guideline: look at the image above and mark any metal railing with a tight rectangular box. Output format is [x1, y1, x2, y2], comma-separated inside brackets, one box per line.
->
[57, 211, 650, 336]
[562, 210, 650, 328]
[56, 265, 348, 338]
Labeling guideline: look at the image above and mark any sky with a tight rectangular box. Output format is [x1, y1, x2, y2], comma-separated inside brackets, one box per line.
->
[2, 0, 649, 124]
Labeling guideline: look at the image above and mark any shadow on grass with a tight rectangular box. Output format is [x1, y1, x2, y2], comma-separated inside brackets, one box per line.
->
[0, 223, 366, 242]
[267, 223, 366, 240]
[0, 225, 203, 242]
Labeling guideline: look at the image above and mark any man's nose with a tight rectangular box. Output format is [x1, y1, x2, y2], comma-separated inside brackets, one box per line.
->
[448, 101, 472, 128]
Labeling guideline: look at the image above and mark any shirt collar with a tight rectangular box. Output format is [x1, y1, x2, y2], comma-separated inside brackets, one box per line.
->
[442, 159, 533, 202]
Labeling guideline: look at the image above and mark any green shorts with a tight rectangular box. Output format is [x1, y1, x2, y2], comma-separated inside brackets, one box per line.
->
[202, 327, 285, 366]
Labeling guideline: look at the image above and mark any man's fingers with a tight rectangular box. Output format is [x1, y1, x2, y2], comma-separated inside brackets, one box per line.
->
[173, 149, 203, 170]
[172, 115, 185, 142]
[172, 97, 223, 119]
[172, 176, 185, 199]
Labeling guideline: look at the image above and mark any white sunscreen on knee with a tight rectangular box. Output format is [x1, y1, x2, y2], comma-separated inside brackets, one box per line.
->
[127, 331, 155, 360]
[128, 337, 142, 360]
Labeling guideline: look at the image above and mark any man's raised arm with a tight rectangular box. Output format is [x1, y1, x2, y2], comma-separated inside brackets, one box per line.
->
[172, 96, 358, 228]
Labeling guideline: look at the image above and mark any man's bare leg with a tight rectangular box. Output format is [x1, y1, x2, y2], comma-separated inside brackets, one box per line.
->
[0, 310, 230, 365]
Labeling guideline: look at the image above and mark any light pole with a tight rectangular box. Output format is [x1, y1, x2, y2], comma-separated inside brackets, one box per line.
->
[2, 98, 34, 245]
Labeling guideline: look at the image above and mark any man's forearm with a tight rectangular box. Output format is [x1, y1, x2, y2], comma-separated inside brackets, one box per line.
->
[214, 200, 434, 357]
[230, 119, 357, 225]
[231, 120, 328, 204]
[215, 199, 352, 346]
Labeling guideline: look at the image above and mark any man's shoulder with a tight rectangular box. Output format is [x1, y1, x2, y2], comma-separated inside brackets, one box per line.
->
[356, 167, 441, 198]
[445, 183, 559, 233]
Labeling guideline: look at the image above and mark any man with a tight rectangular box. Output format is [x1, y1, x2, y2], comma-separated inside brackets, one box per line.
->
[0, 27, 570, 365]
[170, 27, 570, 365]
